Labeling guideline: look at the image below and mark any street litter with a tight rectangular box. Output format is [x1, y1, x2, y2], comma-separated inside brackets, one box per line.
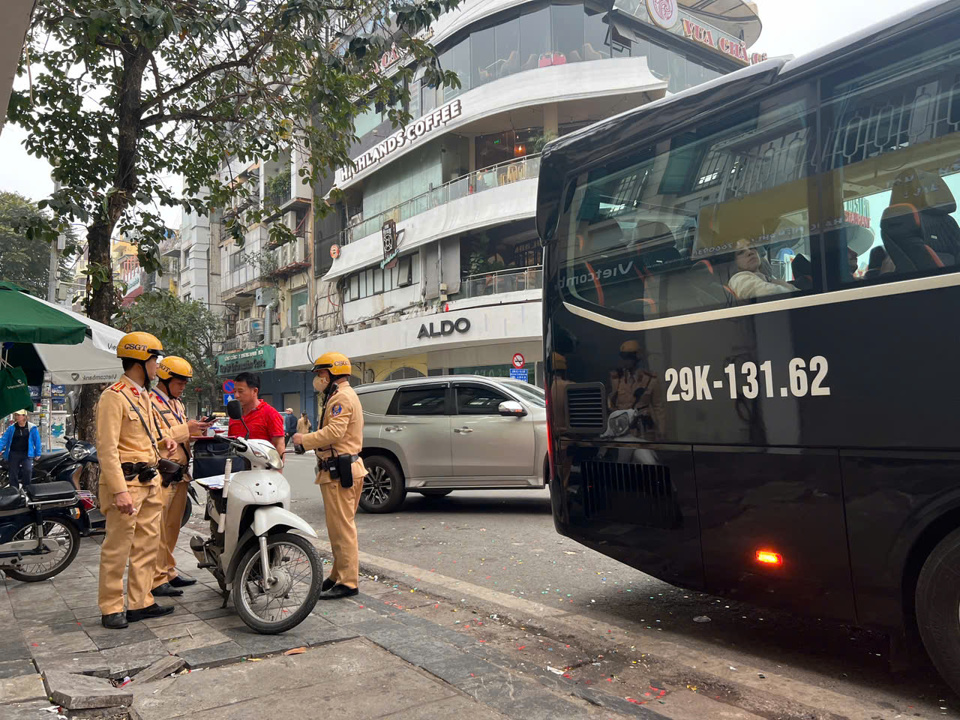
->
[547, 666, 563, 675]
[284, 647, 307, 655]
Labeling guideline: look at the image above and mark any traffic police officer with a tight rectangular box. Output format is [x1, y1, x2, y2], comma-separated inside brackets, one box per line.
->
[292, 352, 367, 599]
[150, 356, 210, 598]
[96, 332, 177, 629]
[609, 340, 665, 440]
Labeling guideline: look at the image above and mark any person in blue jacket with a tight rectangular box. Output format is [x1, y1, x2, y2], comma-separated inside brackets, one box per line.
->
[0, 410, 41, 488]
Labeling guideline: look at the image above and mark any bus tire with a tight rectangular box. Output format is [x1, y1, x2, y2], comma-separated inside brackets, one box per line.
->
[916, 527, 960, 695]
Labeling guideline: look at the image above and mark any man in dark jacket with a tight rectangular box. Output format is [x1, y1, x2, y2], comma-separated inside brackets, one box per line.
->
[283, 408, 298, 446]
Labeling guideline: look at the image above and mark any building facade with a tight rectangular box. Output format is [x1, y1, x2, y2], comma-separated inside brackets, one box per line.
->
[195, 0, 764, 422]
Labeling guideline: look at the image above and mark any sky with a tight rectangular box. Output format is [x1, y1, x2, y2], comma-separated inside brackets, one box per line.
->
[0, 0, 936, 231]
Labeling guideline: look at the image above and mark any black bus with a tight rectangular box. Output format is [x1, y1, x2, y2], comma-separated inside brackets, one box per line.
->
[538, 0, 960, 694]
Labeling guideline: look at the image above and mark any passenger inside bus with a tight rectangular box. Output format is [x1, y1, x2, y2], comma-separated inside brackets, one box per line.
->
[727, 240, 798, 299]
[864, 246, 894, 279]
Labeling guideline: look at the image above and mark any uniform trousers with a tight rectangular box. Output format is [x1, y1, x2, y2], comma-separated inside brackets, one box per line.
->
[153, 480, 188, 587]
[98, 482, 163, 614]
[319, 480, 364, 589]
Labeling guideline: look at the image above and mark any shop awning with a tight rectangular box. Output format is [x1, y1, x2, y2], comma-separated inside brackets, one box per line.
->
[0, 283, 87, 345]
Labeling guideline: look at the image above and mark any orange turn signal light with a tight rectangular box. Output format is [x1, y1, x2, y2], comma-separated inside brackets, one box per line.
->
[756, 550, 783, 566]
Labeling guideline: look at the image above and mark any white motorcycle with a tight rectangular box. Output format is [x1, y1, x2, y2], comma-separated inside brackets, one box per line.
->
[190, 401, 323, 634]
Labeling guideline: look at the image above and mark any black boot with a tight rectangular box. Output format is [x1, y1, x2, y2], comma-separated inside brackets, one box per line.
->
[152, 582, 183, 597]
[101, 612, 128, 629]
[320, 584, 359, 600]
[127, 604, 175, 622]
[169, 575, 197, 588]
[321, 578, 336, 592]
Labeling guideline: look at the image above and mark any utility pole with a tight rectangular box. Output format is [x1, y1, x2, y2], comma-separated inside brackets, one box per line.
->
[48, 179, 65, 304]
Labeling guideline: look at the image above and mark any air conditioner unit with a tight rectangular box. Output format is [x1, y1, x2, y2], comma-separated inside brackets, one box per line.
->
[297, 305, 308, 327]
[349, 213, 363, 226]
[250, 318, 264, 334]
[296, 327, 309, 342]
[236, 318, 252, 335]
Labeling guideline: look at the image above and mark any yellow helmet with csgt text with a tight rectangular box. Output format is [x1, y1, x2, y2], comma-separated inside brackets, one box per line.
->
[312, 352, 351, 376]
[117, 332, 163, 361]
[157, 356, 193, 381]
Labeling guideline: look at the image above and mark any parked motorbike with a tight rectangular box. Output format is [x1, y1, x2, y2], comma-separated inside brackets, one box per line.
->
[0, 481, 83, 582]
[190, 400, 323, 634]
[31, 437, 94, 484]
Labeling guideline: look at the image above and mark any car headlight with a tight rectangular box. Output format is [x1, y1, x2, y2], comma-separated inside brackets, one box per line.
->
[69, 445, 90, 461]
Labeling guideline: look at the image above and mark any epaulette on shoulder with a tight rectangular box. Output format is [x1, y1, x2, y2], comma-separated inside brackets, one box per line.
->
[109, 381, 125, 392]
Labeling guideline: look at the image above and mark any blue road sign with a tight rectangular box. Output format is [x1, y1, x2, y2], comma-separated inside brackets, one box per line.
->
[509, 368, 528, 382]
[223, 393, 235, 405]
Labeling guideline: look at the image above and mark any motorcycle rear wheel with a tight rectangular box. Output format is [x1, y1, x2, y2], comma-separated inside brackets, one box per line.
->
[4, 518, 80, 582]
[233, 533, 322, 634]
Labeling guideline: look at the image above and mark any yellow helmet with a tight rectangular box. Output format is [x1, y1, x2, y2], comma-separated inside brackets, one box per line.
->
[312, 351, 352, 376]
[117, 332, 163, 361]
[551, 352, 567, 372]
[157, 356, 193, 381]
[619, 340, 642, 355]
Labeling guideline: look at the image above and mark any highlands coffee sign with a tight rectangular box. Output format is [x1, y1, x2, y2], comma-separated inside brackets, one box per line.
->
[418, 317, 471, 340]
[336, 99, 463, 184]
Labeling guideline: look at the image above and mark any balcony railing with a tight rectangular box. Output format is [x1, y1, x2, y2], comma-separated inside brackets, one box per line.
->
[341, 154, 541, 246]
[460, 265, 542, 299]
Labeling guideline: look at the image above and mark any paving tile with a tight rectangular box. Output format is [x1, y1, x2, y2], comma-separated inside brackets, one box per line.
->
[44, 670, 133, 710]
[202, 614, 247, 631]
[150, 620, 215, 642]
[72, 605, 103, 621]
[33, 651, 112, 679]
[457, 672, 588, 720]
[0, 659, 37, 679]
[0, 673, 46, 703]
[193, 607, 234, 621]
[28, 631, 98, 657]
[80, 618, 157, 651]
[142, 611, 201, 629]
[161, 628, 231, 654]
[177, 641, 246, 669]
[382, 696, 508, 720]
[99, 638, 168, 678]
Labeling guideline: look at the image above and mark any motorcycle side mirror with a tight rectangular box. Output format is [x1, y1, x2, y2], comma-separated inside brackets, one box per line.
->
[226, 400, 243, 420]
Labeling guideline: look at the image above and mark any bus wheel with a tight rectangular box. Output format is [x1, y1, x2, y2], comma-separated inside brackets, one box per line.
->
[917, 527, 960, 695]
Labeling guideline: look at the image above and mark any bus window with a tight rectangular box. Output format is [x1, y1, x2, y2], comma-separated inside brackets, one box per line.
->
[560, 90, 818, 322]
[820, 36, 960, 287]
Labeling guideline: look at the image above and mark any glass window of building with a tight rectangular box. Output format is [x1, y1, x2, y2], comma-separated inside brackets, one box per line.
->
[495, 17, 521, 79]
[290, 289, 307, 328]
[353, 104, 382, 138]
[520, 6, 551, 72]
[442, 40, 471, 102]
[583, 10, 609, 61]
[552, 4, 584, 64]
[472, 26, 497, 88]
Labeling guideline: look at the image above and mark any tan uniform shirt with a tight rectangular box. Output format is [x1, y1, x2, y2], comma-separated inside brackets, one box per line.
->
[301, 383, 367, 485]
[95, 375, 164, 496]
[150, 388, 190, 465]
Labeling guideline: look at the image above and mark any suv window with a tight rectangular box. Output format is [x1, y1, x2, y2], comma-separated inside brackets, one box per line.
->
[456, 385, 509, 415]
[388, 387, 447, 415]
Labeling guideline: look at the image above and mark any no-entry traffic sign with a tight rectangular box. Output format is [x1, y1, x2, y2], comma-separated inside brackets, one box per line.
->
[512, 353, 525, 369]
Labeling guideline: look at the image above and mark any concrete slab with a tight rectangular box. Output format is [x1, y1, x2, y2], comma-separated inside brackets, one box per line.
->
[0, 659, 37, 679]
[28, 630, 99, 657]
[132, 656, 186, 684]
[382, 695, 509, 719]
[99, 639, 168, 678]
[43, 671, 133, 710]
[0, 699, 57, 719]
[0, 674, 46, 703]
[33, 651, 112, 679]
[81, 619, 157, 651]
[141, 611, 201, 629]
[457, 672, 589, 720]
[177, 641, 246, 669]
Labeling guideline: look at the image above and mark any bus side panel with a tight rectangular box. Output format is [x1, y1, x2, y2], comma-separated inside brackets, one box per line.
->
[694, 446, 856, 622]
[842, 451, 960, 629]
[556, 442, 704, 591]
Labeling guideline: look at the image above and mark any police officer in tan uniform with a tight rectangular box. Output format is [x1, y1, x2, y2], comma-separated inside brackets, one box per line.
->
[150, 356, 211, 598]
[609, 340, 666, 440]
[292, 352, 367, 599]
[96, 332, 178, 629]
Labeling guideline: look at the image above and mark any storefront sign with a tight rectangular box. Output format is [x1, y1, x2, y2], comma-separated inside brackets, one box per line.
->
[216, 345, 277, 376]
[614, 0, 753, 66]
[417, 317, 471, 340]
[381, 219, 399, 268]
[336, 98, 463, 184]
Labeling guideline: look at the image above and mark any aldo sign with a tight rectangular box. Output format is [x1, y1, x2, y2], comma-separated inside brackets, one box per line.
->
[418, 317, 471, 340]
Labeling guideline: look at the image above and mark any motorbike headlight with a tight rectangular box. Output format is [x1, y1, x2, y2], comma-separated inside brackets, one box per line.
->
[249, 441, 283, 471]
[69, 445, 90, 461]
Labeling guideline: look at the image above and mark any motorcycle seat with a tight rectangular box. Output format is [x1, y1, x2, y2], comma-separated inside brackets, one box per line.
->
[25, 482, 77, 503]
[0, 487, 25, 511]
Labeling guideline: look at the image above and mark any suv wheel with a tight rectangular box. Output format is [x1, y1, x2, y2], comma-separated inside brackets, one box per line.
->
[360, 456, 406, 513]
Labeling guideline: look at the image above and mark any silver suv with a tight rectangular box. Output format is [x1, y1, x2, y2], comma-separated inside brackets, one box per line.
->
[355, 376, 548, 513]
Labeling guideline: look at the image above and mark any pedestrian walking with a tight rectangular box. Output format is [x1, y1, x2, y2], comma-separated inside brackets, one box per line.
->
[292, 352, 367, 599]
[297, 412, 311, 434]
[95, 331, 178, 629]
[284, 407, 298, 445]
[0, 410, 40, 488]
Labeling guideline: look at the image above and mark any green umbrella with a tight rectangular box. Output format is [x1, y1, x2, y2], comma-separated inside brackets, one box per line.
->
[0, 282, 87, 345]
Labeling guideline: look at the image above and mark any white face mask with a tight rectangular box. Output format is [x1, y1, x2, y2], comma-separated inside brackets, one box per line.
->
[313, 375, 329, 394]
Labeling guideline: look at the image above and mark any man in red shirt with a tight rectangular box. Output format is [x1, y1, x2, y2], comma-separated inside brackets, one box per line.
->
[229, 372, 285, 454]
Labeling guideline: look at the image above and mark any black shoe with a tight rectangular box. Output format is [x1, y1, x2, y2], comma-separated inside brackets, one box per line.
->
[152, 582, 183, 597]
[101, 612, 128, 629]
[169, 575, 197, 588]
[320, 584, 359, 600]
[321, 578, 336, 592]
[127, 604, 175, 622]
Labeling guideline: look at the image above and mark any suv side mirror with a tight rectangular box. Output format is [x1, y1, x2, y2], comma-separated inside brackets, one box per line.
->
[498, 400, 527, 418]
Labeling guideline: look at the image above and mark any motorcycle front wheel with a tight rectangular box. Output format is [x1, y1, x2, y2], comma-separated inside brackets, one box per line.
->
[234, 532, 323, 634]
[4, 518, 80, 582]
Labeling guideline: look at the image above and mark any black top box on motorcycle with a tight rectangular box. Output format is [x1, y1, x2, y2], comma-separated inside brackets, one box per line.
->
[192, 437, 250, 480]
[26, 482, 78, 503]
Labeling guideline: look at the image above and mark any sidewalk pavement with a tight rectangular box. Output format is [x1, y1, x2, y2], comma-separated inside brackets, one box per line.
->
[0, 529, 655, 720]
